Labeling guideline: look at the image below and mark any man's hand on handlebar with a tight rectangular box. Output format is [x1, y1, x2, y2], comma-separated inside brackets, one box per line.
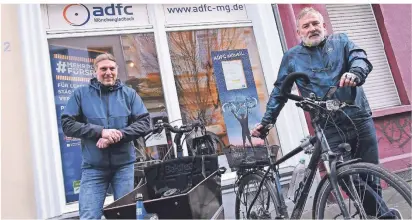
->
[251, 123, 264, 138]
[251, 123, 273, 139]
[339, 72, 360, 87]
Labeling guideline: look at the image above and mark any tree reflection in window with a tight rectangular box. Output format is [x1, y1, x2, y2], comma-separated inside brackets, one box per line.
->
[168, 27, 254, 146]
[121, 33, 165, 113]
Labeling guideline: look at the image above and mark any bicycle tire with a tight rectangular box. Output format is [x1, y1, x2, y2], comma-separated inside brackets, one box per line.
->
[235, 171, 278, 219]
[313, 162, 412, 219]
[205, 131, 225, 154]
[187, 131, 224, 156]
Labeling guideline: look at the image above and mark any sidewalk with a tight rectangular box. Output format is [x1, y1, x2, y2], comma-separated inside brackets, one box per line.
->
[222, 180, 412, 219]
[309, 181, 411, 219]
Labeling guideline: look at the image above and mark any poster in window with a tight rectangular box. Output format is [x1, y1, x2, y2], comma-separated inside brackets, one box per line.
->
[49, 45, 104, 203]
[212, 49, 264, 148]
[221, 59, 247, 90]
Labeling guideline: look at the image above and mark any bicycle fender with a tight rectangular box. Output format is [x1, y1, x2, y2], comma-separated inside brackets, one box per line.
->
[337, 158, 362, 169]
[311, 158, 362, 218]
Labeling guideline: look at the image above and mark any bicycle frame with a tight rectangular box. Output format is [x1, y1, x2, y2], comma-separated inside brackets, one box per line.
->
[247, 120, 352, 219]
[244, 72, 367, 219]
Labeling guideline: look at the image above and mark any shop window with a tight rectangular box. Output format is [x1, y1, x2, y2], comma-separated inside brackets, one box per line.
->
[48, 34, 170, 204]
[167, 27, 281, 171]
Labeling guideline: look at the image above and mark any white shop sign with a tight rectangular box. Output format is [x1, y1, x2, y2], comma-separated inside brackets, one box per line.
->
[163, 4, 249, 25]
[46, 4, 150, 31]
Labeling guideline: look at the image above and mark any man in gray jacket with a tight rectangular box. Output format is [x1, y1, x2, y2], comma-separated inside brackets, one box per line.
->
[61, 53, 150, 219]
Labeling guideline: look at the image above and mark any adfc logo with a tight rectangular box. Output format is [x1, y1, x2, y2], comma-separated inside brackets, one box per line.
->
[63, 4, 90, 26]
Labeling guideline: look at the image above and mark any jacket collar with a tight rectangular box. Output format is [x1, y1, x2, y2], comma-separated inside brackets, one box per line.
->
[89, 77, 123, 92]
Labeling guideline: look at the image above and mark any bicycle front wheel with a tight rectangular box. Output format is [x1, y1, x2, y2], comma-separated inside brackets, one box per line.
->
[313, 162, 411, 219]
[235, 171, 279, 219]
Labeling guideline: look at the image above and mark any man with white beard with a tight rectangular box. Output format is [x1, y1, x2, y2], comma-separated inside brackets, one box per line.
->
[251, 7, 401, 219]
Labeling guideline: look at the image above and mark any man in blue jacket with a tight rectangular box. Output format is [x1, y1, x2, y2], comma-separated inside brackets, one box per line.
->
[251, 7, 401, 219]
[61, 53, 150, 219]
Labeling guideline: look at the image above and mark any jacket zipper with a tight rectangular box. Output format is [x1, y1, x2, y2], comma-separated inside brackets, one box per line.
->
[316, 46, 330, 83]
[105, 92, 111, 168]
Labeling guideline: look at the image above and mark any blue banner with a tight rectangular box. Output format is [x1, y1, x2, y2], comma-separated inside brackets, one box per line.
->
[49, 45, 103, 203]
[211, 49, 264, 148]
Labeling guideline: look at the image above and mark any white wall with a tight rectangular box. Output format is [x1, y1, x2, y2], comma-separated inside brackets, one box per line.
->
[1, 4, 37, 219]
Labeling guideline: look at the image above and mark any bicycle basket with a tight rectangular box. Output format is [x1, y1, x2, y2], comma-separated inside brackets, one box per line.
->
[223, 145, 279, 169]
[134, 160, 162, 178]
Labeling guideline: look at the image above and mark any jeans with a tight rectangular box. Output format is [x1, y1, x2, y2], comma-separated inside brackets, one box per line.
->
[79, 163, 134, 219]
[324, 108, 379, 164]
[323, 108, 395, 218]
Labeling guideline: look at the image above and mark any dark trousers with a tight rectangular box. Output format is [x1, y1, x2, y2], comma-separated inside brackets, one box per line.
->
[323, 108, 395, 218]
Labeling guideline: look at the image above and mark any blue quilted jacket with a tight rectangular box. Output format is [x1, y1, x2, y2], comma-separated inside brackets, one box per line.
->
[261, 33, 373, 125]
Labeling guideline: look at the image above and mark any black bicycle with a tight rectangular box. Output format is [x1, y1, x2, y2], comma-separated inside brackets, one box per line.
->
[186, 128, 225, 157]
[134, 119, 222, 187]
[232, 72, 411, 219]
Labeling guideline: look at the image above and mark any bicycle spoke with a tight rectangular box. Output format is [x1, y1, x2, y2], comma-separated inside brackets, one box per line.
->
[315, 164, 411, 220]
[237, 177, 277, 219]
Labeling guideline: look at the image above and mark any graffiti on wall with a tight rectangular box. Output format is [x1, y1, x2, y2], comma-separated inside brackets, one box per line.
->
[374, 113, 411, 171]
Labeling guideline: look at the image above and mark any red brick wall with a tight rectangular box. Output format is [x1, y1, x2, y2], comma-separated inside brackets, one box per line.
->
[375, 112, 412, 172]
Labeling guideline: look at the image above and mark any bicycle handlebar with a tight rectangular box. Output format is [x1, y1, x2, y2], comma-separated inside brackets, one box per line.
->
[279, 72, 310, 102]
[149, 120, 203, 135]
[258, 72, 352, 139]
[256, 73, 310, 139]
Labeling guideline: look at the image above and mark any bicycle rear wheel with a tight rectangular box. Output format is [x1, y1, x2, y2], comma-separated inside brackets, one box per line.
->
[235, 171, 279, 219]
[187, 131, 224, 156]
[313, 162, 411, 219]
[204, 131, 225, 154]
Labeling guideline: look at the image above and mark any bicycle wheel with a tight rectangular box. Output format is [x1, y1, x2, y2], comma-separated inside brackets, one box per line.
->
[313, 162, 411, 219]
[235, 171, 279, 219]
[187, 131, 224, 156]
[204, 131, 225, 154]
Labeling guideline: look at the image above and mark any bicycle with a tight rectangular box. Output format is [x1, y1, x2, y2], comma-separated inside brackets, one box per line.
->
[186, 129, 225, 156]
[231, 72, 411, 219]
[133, 119, 222, 188]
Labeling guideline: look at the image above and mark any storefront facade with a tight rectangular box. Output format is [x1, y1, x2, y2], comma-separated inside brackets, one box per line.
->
[4, 4, 311, 219]
[2, 3, 410, 219]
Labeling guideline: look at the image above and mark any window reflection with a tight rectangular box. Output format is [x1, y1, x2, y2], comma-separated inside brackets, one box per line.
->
[167, 27, 280, 154]
[120, 33, 171, 160]
[121, 34, 165, 112]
